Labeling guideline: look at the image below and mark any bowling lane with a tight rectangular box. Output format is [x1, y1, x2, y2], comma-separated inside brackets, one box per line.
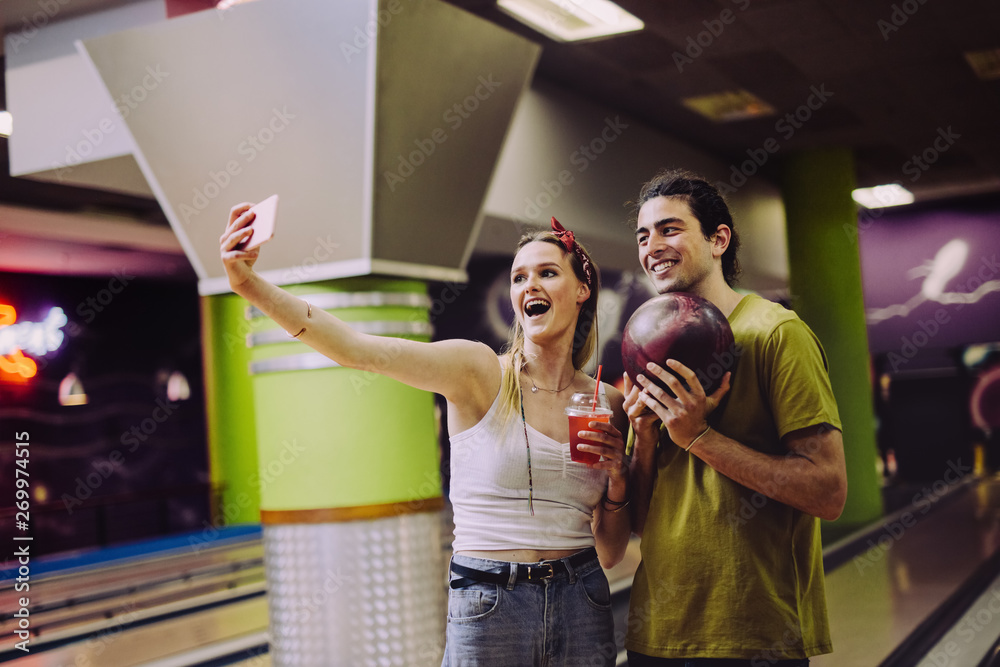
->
[913, 569, 1000, 667]
[4, 596, 268, 667]
[813, 476, 1000, 666]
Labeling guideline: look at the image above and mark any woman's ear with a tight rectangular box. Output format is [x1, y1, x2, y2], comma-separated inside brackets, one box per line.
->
[577, 283, 591, 305]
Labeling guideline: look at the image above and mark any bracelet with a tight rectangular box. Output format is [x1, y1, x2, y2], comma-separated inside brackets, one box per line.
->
[684, 425, 711, 452]
[601, 491, 630, 513]
[288, 301, 312, 339]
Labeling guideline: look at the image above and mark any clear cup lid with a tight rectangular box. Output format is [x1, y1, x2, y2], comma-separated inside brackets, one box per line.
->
[566, 392, 611, 415]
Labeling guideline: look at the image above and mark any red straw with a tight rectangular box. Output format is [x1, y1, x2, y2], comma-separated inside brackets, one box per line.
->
[592, 365, 602, 410]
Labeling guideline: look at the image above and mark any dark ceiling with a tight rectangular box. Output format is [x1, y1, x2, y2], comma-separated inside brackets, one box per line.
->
[2, 0, 999, 223]
[447, 0, 1000, 202]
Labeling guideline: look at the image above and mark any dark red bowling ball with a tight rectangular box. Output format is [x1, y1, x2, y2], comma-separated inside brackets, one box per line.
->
[622, 293, 735, 396]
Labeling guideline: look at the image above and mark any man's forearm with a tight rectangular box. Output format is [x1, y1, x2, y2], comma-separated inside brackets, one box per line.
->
[687, 426, 846, 520]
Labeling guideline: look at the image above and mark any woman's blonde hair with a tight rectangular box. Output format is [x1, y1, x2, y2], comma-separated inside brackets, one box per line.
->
[494, 230, 601, 429]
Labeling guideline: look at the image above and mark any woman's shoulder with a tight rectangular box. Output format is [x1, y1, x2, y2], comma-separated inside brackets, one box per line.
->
[434, 339, 500, 366]
[602, 381, 626, 410]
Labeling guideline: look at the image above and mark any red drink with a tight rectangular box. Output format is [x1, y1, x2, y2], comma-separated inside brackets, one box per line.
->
[567, 410, 611, 464]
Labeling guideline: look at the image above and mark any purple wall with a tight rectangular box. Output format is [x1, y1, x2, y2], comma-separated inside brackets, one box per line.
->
[859, 200, 1000, 364]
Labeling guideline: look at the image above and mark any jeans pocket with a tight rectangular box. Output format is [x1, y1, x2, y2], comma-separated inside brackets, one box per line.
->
[447, 582, 500, 621]
[578, 567, 612, 610]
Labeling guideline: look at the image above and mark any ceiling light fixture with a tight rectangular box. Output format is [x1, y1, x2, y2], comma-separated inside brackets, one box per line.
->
[852, 183, 915, 208]
[964, 48, 1000, 81]
[681, 90, 775, 122]
[498, 0, 643, 42]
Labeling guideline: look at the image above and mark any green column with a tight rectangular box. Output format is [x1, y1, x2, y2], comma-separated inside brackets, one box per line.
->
[781, 148, 883, 531]
[244, 277, 446, 663]
[201, 293, 261, 525]
[247, 277, 441, 518]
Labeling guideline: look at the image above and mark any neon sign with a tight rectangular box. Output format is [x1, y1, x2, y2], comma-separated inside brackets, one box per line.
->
[0, 306, 68, 379]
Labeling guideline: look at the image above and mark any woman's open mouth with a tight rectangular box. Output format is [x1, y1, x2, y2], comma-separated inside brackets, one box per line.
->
[524, 298, 551, 318]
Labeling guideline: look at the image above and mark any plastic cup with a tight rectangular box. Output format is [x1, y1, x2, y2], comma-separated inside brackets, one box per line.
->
[566, 392, 612, 464]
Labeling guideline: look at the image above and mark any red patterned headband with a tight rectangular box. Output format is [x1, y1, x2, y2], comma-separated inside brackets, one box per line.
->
[551, 217, 593, 287]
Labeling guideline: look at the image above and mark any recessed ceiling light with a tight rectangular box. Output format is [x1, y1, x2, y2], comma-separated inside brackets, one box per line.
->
[681, 90, 775, 122]
[852, 184, 914, 208]
[964, 48, 1000, 80]
[497, 0, 643, 43]
[0, 112, 12, 138]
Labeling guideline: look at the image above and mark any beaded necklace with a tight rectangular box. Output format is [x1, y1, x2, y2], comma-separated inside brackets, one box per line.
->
[518, 386, 535, 516]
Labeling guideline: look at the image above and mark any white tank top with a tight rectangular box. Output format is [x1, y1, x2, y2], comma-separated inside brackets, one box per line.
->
[448, 388, 608, 552]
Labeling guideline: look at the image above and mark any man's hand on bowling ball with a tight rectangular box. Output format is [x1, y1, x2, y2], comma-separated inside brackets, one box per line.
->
[576, 421, 627, 482]
[624, 373, 661, 446]
[636, 359, 731, 449]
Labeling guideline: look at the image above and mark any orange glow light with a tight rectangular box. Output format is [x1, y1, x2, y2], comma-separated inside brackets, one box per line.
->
[0, 304, 66, 382]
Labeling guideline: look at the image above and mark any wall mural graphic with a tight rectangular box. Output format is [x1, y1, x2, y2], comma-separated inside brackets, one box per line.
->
[866, 238, 1000, 324]
[858, 199, 1000, 482]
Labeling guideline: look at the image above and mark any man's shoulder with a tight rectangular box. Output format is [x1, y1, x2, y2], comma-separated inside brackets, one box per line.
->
[732, 294, 800, 338]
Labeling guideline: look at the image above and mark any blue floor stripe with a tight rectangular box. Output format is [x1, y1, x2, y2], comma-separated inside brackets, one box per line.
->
[1, 524, 262, 581]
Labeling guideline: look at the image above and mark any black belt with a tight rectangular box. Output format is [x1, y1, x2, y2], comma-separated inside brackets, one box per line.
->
[449, 548, 597, 589]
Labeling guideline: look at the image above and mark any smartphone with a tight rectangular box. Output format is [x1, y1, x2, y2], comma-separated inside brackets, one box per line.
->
[238, 194, 279, 250]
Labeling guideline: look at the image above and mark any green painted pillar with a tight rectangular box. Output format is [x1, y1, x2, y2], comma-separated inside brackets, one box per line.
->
[246, 277, 442, 515]
[246, 276, 446, 664]
[781, 148, 883, 530]
[201, 293, 261, 525]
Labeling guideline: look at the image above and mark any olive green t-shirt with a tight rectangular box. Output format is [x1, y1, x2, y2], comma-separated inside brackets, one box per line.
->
[626, 294, 842, 660]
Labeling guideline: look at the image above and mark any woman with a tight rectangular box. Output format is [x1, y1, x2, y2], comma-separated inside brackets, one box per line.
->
[220, 205, 630, 666]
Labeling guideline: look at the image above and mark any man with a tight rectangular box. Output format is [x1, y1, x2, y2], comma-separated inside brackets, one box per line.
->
[623, 169, 848, 666]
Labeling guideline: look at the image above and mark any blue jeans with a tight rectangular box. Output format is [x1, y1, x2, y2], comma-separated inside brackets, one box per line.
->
[626, 653, 809, 667]
[442, 551, 616, 666]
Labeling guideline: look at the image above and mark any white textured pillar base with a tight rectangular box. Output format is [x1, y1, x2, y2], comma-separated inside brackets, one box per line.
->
[263, 511, 446, 666]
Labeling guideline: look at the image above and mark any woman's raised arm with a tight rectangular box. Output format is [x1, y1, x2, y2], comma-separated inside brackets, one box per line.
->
[220, 203, 498, 405]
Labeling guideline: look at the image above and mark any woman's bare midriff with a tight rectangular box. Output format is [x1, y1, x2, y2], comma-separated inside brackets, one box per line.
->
[457, 548, 583, 563]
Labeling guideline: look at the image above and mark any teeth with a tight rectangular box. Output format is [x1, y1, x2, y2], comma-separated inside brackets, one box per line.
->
[652, 260, 677, 273]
